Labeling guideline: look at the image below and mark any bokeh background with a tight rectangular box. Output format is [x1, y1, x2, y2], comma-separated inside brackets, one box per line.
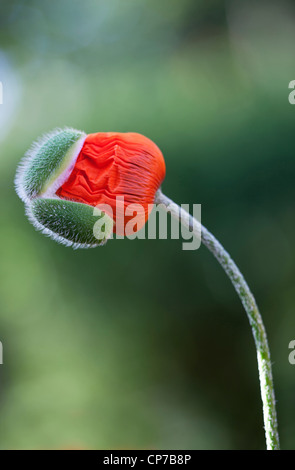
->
[0, 0, 295, 450]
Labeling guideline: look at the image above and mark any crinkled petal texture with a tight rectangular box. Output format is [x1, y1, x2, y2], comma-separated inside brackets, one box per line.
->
[56, 132, 166, 235]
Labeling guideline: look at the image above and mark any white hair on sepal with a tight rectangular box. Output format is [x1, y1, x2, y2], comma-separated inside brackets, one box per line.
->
[24, 202, 101, 250]
[40, 133, 87, 199]
[15, 128, 66, 204]
[14, 127, 86, 205]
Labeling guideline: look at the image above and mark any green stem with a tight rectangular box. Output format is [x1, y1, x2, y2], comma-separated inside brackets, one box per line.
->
[155, 190, 280, 450]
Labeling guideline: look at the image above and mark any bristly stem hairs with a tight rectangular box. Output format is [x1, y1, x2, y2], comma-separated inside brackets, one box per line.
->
[155, 190, 280, 451]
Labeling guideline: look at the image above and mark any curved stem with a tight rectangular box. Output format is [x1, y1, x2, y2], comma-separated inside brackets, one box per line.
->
[155, 190, 280, 450]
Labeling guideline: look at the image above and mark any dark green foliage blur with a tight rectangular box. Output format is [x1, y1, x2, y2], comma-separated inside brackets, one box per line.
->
[0, 0, 295, 449]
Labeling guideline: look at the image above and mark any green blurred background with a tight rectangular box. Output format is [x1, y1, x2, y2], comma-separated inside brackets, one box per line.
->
[0, 0, 295, 450]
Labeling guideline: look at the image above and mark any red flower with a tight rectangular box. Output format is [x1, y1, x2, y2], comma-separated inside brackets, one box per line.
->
[56, 132, 166, 235]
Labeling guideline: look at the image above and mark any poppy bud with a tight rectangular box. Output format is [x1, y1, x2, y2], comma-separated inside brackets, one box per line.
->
[15, 128, 166, 248]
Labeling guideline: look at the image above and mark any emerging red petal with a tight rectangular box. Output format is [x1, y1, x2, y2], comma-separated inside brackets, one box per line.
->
[56, 132, 166, 235]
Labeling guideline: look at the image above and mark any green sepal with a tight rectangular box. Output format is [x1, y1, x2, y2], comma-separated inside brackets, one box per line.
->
[28, 198, 113, 248]
[16, 128, 86, 203]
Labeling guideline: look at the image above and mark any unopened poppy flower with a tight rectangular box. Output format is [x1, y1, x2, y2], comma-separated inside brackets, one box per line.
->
[14, 126, 280, 450]
[15, 128, 166, 247]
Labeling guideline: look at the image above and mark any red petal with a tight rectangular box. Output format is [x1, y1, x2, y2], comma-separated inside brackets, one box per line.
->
[56, 132, 166, 235]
